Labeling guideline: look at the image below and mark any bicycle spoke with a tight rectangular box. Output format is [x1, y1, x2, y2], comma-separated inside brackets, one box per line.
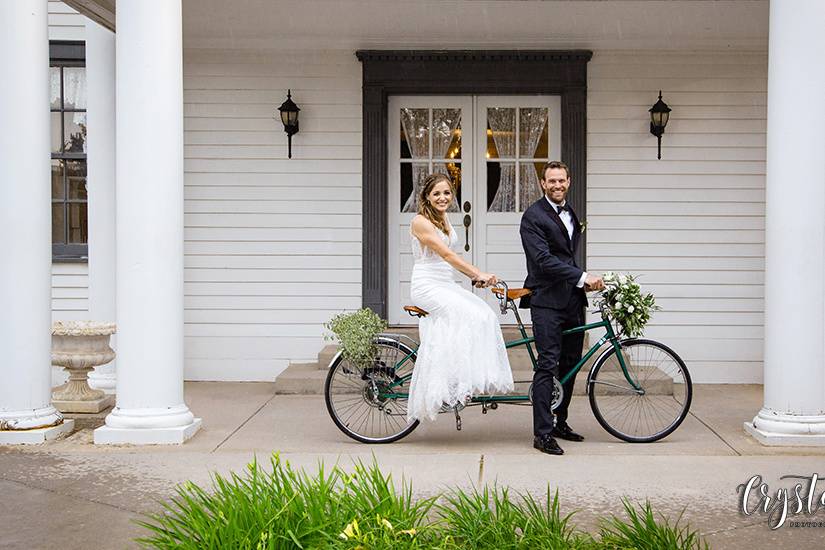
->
[589, 340, 691, 442]
[326, 339, 420, 443]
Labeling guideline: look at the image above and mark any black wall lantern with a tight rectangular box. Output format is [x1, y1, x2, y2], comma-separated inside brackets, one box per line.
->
[277, 89, 300, 159]
[649, 90, 671, 159]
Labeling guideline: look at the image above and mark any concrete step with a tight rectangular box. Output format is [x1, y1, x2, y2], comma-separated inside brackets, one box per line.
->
[273, 365, 328, 394]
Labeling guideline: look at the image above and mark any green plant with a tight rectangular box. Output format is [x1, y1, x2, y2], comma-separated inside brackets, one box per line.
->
[136, 456, 709, 550]
[598, 272, 660, 338]
[436, 485, 593, 549]
[325, 308, 388, 368]
[598, 499, 709, 550]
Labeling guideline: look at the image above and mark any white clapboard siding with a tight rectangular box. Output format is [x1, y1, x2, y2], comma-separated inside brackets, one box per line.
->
[587, 50, 767, 384]
[48, 1, 85, 41]
[51, 263, 89, 320]
[183, 49, 361, 381]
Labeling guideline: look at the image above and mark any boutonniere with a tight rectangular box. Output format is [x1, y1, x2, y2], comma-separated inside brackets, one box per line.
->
[579, 220, 587, 233]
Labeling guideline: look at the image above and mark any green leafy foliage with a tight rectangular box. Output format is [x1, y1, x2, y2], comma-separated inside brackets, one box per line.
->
[598, 272, 661, 338]
[598, 499, 709, 550]
[325, 308, 388, 368]
[136, 457, 709, 550]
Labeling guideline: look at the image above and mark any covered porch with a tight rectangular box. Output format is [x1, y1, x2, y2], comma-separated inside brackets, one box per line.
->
[1, 0, 824, 447]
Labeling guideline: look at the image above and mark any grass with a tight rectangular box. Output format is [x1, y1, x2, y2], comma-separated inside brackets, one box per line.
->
[136, 455, 709, 550]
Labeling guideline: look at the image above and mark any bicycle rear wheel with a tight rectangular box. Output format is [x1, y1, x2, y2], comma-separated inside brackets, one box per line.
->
[324, 336, 420, 444]
[588, 339, 692, 443]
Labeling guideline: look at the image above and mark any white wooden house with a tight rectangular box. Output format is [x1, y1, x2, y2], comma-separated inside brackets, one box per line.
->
[2, 0, 824, 446]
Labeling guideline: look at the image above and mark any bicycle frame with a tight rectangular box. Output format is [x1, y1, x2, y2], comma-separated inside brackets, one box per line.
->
[381, 284, 642, 404]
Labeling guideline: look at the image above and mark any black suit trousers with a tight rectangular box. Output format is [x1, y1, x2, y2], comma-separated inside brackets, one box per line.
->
[530, 292, 585, 437]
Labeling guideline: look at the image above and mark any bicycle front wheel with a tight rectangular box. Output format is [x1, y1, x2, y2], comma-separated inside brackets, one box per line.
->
[588, 339, 692, 443]
[324, 336, 419, 444]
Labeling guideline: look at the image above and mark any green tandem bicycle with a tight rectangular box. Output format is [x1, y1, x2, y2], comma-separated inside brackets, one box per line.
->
[324, 282, 692, 444]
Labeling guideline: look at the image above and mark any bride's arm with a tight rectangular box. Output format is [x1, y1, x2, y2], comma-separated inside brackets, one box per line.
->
[411, 216, 496, 283]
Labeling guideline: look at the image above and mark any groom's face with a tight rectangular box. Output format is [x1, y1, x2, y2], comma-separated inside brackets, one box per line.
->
[540, 167, 570, 204]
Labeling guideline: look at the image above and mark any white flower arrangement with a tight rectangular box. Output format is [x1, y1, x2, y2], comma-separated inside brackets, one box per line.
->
[597, 272, 660, 338]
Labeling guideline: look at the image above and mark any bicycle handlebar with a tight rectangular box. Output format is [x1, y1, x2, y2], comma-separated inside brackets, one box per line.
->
[493, 281, 509, 314]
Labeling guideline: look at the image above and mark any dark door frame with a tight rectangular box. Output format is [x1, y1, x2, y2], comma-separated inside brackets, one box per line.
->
[356, 50, 593, 317]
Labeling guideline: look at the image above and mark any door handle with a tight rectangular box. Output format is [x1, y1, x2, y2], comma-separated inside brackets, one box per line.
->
[463, 201, 471, 213]
[463, 214, 471, 252]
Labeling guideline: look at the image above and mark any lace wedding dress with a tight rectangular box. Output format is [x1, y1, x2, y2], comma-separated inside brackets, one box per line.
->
[407, 223, 514, 421]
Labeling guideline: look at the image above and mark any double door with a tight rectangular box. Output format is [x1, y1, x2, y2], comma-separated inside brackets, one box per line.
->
[387, 95, 561, 325]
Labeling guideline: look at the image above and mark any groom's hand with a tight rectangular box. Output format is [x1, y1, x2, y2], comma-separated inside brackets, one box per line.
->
[584, 274, 604, 292]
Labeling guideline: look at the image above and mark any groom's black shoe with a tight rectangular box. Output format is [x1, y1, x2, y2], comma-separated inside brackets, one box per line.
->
[533, 434, 564, 455]
[552, 423, 584, 442]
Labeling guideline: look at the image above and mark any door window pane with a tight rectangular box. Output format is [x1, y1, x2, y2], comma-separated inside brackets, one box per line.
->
[67, 161, 87, 200]
[51, 112, 63, 153]
[519, 162, 544, 208]
[63, 68, 86, 110]
[519, 108, 548, 159]
[433, 109, 461, 160]
[64, 112, 87, 153]
[400, 108, 429, 159]
[487, 161, 516, 212]
[51, 160, 65, 199]
[68, 203, 88, 244]
[399, 107, 463, 213]
[486, 108, 515, 159]
[50, 67, 61, 109]
[401, 162, 429, 213]
[52, 203, 66, 244]
[488, 106, 552, 212]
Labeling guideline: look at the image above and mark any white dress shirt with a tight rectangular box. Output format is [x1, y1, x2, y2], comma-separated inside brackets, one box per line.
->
[546, 196, 588, 289]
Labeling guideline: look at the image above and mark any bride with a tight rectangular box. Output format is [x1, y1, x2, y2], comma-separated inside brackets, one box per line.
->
[407, 173, 514, 422]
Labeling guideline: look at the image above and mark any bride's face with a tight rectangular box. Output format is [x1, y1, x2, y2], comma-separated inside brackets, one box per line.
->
[427, 180, 453, 215]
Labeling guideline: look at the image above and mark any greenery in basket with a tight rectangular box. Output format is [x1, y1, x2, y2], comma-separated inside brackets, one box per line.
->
[325, 308, 388, 367]
[597, 272, 660, 338]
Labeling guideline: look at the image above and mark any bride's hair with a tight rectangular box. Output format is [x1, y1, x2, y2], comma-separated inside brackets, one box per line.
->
[418, 173, 453, 235]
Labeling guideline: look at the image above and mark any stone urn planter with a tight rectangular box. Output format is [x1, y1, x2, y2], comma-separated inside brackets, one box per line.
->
[51, 321, 116, 413]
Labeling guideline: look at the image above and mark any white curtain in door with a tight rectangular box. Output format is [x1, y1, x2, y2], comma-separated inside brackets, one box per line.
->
[401, 108, 461, 213]
[487, 108, 516, 212]
[519, 108, 549, 208]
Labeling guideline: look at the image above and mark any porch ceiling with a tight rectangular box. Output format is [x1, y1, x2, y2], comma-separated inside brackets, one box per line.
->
[181, 0, 768, 51]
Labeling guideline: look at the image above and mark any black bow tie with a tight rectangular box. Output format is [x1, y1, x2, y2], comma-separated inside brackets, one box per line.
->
[555, 204, 570, 215]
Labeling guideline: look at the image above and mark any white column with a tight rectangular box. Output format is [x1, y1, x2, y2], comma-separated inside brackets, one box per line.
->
[0, 0, 74, 443]
[745, 0, 825, 446]
[85, 20, 118, 395]
[94, 0, 201, 444]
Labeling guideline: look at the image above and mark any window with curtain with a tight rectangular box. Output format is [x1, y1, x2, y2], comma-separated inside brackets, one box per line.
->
[50, 42, 88, 261]
[486, 107, 549, 212]
[399, 108, 462, 213]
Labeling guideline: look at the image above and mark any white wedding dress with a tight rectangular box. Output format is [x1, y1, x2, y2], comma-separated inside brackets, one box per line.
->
[407, 223, 514, 422]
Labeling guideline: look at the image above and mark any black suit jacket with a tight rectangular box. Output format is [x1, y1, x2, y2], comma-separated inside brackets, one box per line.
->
[519, 197, 585, 309]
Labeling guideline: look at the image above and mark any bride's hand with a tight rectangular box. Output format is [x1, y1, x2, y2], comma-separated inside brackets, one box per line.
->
[473, 273, 497, 288]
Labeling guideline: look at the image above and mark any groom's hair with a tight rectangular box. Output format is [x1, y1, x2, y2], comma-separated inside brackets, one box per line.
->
[541, 161, 570, 181]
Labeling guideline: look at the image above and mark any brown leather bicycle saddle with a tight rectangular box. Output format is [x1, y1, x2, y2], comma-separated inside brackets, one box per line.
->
[491, 287, 532, 300]
[404, 305, 429, 317]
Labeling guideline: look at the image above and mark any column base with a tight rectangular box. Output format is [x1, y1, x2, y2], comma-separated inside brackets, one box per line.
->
[53, 394, 114, 414]
[0, 420, 75, 445]
[744, 408, 825, 446]
[94, 417, 201, 445]
[88, 371, 116, 394]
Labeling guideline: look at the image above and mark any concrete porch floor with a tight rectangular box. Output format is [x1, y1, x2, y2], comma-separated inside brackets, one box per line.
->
[2, 383, 824, 549]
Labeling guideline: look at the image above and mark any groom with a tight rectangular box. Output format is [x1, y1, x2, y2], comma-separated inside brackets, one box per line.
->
[519, 161, 603, 455]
